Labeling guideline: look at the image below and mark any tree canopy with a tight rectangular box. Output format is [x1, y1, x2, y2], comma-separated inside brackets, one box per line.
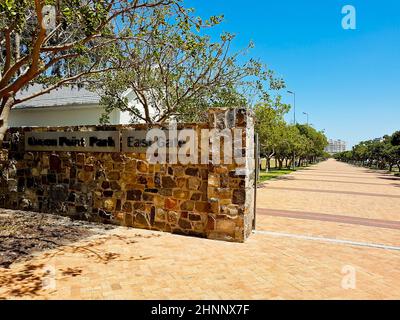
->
[0, 0, 288, 143]
[0, 0, 191, 142]
[335, 130, 400, 172]
[96, 4, 285, 124]
[254, 101, 328, 170]
[1, 0, 325, 167]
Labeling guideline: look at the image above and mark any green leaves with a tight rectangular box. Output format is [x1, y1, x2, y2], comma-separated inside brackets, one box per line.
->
[1, 0, 286, 131]
[0, 0, 29, 31]
[336, 130, 400, 170]
[3, 0, 15, 12]
[255, 101, 328, 161]
[61, 6, 73, 20]
[1, 1, 189, 107]
[97, 2, 285, 123]
[391, 131, 400, 146]
[207, 15, 224, 26]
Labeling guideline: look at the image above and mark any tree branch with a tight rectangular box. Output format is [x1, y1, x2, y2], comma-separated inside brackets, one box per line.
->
[3, 29, 12, 76]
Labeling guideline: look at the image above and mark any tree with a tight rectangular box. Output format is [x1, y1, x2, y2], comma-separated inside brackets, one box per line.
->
[273, 124, 305, 169]
[255, 99, 328, 170]
[296, 124, 328, 165]
[391, 131, 400, 146]
[254, 96, 289, 170]
[97, 6, 285, 124]
[352, 141, 368, 166]
[336, 130, 400, 172]
[389, 131, 400, 171]
[0, 0, 187, 144]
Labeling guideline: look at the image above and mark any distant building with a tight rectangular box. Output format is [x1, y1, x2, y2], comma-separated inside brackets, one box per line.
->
[325, 139, 346, 154]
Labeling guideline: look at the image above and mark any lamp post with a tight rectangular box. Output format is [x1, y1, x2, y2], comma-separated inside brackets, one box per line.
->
[287, 90, 296, 124]
[303, 112, 309, 125]
[287, 90, 296, 170]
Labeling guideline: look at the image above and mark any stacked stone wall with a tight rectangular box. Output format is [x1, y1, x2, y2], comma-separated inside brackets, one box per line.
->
[0, 108, 255, 242]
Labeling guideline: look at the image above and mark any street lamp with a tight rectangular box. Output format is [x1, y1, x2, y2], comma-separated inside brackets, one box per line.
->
[303, 112, 309, 125]
[287, 90, 296, 170]
[287, 90, 296, 124]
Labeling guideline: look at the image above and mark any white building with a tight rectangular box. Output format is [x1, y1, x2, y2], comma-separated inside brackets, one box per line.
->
[9, 84, 133, 127]
[325, 139, 346, 154]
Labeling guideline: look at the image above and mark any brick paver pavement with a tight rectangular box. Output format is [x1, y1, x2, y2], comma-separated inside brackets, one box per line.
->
[1, 159, 400, 299]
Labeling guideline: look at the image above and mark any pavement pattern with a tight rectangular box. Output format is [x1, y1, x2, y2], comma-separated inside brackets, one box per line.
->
[1, 159, 400, 299]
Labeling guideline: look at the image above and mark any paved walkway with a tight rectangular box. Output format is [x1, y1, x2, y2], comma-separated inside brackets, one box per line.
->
[1, 159, 400, 299]
[257, 159, 400, 247]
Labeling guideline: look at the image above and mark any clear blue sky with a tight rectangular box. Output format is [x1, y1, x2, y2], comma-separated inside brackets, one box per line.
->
[187, 0, 400, 148]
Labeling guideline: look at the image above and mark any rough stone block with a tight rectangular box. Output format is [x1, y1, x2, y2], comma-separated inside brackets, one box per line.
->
[164, 197, 178, 210]
[180, 200, 194, 211]
[162, 176, 177, 188]
[126, 189, 142, 201]
[172, 190, 190, 199]
[232, 189, 245, 205]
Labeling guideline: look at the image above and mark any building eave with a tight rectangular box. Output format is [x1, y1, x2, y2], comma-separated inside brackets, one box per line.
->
[12, 103, 102, 111]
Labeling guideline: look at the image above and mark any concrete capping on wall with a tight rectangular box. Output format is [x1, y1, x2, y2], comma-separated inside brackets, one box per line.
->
[0, 108, 255, 242]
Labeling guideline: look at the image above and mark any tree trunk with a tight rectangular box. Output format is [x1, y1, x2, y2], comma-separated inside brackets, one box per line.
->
[278, 159, 283, 169]
[0, 95, 14, 147]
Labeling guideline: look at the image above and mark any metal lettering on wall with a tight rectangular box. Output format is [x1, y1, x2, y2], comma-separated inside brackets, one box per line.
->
[25, 131, 120, 152]
[121, 129, 188, 153]
[121, 130, 150, 153]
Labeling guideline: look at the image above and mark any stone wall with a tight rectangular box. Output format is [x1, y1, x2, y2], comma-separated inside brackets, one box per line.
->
[0, 108, 255, 242]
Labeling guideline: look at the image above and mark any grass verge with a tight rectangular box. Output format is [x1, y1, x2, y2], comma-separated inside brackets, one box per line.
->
[258, 168, 299, 183]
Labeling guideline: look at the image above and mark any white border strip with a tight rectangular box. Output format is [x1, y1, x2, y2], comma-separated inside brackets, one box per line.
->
[254, 230, 400, 251]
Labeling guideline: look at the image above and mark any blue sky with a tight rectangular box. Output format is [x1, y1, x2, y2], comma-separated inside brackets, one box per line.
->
[187, 0, 400, 148]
